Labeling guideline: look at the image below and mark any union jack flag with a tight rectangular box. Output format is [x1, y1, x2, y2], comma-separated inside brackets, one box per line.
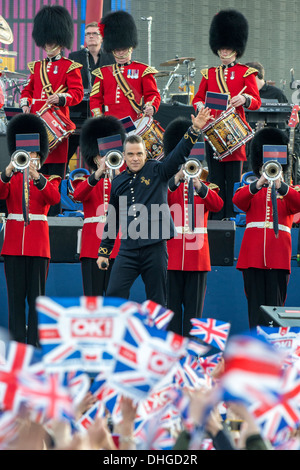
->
[0, 410, 20, 449]
[18, 371, 75, 423]
[0, 341, 44, 413]
[199, 353, 223, 377]
[139, 300, 174, 330]
[109, 315, 188, 399]
[174, 355, 212, 390]
[135, 415, 175, 450]
[189, 318, 231, 351]
[75, 401, 105, 433]
[220, 333, 284, 407]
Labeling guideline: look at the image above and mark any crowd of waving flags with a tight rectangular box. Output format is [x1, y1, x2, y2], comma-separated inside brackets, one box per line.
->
[0, 296, 300, 450]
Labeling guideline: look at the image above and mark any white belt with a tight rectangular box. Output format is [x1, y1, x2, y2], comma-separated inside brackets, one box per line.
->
[84, 215, 106, 224]
[7, 213, 48, 222]
[246, 222, 291, 233]
[175, 226, 207, 235]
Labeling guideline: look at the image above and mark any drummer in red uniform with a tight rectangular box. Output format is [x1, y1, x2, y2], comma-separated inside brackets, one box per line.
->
[70, 115, 126, 296]
[20, 5, 84, 214]
[192, 9, 261, 220]
[233, 127, 300, 328]
[164, 117, 224, 337]
[89, 11, 161, 123]
[0, 113, 61, 346]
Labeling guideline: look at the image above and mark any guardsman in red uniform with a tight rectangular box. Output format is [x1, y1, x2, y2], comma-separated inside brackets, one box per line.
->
[71, 115, 126, 296]
[164, 117, 224, 337]
[233, 127, 300, 328]
[0, 113, 61, 346]
[20, 5, 84, 214]
[192, 9, 261, 219]
[89, 11, 161, 122]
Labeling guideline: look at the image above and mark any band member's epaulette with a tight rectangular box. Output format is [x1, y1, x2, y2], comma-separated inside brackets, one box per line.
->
[90, 81, 101, 98]
[142, 66, 158, 77]
[243, 67, 258, 78]
[293, 185, 300, 192]
[28, 61, 37, 74]
[67, 61, 83, 73]
[92, 68, 103, 79]
[200, 68, 209, 79]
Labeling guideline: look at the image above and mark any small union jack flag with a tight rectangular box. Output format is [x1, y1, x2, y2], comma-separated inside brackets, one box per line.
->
[140, 300, 174, 330]
[189, 318, 231, 351]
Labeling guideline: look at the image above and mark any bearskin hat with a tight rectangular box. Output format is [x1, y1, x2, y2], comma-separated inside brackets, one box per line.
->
[80, 115, 126, 171]
[209, 9, 248, 59]
[6, 113, 49, 165]
[100, 11, 138, 53]
[32, 6, 74, 50]
[250, 127, 289, 178]
[163, 116, 204, 157]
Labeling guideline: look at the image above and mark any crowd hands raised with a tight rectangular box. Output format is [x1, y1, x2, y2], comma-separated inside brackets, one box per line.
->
[2, 314, 300, 452]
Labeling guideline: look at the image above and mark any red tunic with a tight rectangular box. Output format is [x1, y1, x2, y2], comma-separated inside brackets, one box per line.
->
[192, 64, 261, 162]
[20, 57, 84, 164]
[0, 172, 61, 257]
[89, 61, 161, 122]
[72, 175, 120, 259]
[167, 181, 223, 271]
[233, 184, 300, 272]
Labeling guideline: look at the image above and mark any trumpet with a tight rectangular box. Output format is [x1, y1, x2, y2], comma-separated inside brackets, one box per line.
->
[183, 158, 202, 179]
[262, 160, 282, 182]
[11, 150, 31, 171]
[105, 150, 124, 170]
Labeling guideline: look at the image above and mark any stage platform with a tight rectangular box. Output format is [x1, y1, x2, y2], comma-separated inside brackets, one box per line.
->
[0, 226, 299, 337]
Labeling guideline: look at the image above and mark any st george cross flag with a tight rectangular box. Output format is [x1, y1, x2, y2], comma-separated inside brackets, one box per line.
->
[263, 145, 287, 164]
[189, 318, 231, 351]
[205, 91, 229, 111]
[220, 332, 285, 407]
[16, 133, 40, 152]
[97, 134, 123, 157]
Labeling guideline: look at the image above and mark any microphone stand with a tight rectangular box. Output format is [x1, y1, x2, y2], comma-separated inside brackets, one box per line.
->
[141, 16, 153, 66]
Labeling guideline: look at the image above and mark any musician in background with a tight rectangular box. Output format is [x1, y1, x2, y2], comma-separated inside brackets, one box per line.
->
[0, 113, 61, 347]
[192, 10, 261, 220]
[245, 62, 288, 104]
[232, 127, 300, 328]
[70, 115, 125, 296]
[164, 117, 223, 337]
[20, 5, 84, 215]
[67, 22, 115, 164]
[89, 11, 161, 122]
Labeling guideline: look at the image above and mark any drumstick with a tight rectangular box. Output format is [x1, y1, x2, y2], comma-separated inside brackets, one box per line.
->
[238, 86, 247, 95]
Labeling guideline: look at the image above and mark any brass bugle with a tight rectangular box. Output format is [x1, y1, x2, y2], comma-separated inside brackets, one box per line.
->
[105, 150, 124, 170]
[262, 160, 282, 182]
[183, 158, 202, 178]
[11, 150, 31, 171]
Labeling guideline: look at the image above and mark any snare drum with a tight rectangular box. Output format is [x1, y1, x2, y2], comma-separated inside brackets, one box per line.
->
[37, 106, 76, 151]
[202, 107, 254, 160]
[131, 116, 165, 160]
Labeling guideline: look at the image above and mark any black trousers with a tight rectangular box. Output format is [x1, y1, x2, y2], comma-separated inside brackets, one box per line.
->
[81, 257, 115, 296]
[40, 162, 66, 216]
[242, 267, 290, 329]
[167, 270, 207, 337]
[206, 144, 242, 220]
[3, 255, 49, 347]
[106, 241, 168, 306]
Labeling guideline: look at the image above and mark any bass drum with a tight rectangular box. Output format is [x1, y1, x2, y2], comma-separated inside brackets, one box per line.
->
[130, 115, 165, 160]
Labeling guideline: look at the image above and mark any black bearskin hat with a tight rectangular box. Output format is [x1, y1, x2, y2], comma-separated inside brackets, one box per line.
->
[80, 115, 126, 171]
[100, 11, 138, 53]
[32, 6, 74, 50]
[163, 117, 192, 156]
[250, 127, 289, 178]
[209, 9, 248, 59]
[7, 113, 49, 164]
